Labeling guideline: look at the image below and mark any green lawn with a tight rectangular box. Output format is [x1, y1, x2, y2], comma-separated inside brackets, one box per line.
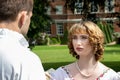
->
[32, 44, 120, 72]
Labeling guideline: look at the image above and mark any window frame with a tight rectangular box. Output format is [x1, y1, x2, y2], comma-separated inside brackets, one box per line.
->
[56, 23, 64, 35]
[55, 5, 63, 15]
[105, 0, 115, 13]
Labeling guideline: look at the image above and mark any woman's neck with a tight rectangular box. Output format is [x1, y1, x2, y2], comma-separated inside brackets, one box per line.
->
[77, 55, 97, 70]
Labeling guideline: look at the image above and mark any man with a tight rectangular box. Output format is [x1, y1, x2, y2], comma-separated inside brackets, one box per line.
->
[0, 0, 46, 80]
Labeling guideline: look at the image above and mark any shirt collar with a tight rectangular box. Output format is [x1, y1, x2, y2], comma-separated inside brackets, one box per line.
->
[0, 28, 29, 48]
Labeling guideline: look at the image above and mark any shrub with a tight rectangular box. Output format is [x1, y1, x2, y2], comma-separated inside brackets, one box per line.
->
[97, 21, 114, 44]
[36, 33, 47, 45]
[113, 32, 120, 44]
[50, 37, 60, 45]
[61, 30, 68, 44]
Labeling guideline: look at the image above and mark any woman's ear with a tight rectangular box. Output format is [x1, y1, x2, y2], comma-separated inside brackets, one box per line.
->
[18, 11, 28, 28]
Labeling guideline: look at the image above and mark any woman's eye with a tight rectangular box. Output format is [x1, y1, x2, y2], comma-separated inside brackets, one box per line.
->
[81, 36, 88, 39]
[72, 36, 77, 40]
[72, 34, 89, 41]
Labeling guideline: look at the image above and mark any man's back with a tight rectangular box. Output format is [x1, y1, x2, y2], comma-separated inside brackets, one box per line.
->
[0, 29, 46, 80]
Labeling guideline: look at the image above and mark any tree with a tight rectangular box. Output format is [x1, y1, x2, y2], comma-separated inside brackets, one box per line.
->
[65, 0, 106, 21]
[27, 0, 52, 39]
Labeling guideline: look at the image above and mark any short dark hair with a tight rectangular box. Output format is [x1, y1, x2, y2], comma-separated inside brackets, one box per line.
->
[0, 0, 33, 21]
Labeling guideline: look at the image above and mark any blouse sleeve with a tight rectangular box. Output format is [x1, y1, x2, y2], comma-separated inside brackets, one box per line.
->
[99, 69, 120, 80]
[50, 67, 71, 80]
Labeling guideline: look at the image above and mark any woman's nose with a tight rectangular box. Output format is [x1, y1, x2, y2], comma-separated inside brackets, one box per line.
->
[76, 39, 82, 45]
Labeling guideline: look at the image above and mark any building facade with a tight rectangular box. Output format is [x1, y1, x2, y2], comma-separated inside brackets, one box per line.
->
[46, 0, 120, 37]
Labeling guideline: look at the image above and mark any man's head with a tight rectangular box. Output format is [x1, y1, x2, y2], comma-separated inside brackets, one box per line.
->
[0, 0, 34, 35]
[0, 0, 33, 21]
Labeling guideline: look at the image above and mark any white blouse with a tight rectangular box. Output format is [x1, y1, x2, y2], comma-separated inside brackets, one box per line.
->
[50, 66, 120, 80]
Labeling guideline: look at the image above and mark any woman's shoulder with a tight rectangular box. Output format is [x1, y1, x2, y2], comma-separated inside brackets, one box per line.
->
[106, 69, 120, 79]
[99, 62, 120, 80]
[54, 62, 74, 73]
[50, 63, 75, 80]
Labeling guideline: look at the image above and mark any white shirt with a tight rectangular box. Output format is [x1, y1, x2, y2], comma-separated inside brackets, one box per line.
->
[0, 29, 46, 80]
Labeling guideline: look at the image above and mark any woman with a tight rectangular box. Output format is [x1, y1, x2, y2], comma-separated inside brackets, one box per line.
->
[50, 21, 120, 80]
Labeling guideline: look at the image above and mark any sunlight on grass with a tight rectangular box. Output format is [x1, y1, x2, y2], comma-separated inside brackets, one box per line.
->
[33, 45, 75, 63]
[102, 45, 120, 61]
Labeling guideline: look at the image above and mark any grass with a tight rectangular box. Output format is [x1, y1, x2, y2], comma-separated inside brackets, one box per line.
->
[32, 44, 120, 72]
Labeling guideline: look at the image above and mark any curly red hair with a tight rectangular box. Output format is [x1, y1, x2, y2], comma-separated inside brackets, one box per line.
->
[68, 21, 104, 61]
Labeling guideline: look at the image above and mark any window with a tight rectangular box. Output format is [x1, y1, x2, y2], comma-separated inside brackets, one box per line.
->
[55, 5, 63, 14]
[105, 0, 114, 13]
[46, 7, 51, 15]
[56, 23, 63, 35]
[91, 1, 98, 12]
[74, 0, 83, 14]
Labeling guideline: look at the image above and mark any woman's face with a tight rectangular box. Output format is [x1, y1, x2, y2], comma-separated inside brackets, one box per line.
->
[72, 33, 93, 57]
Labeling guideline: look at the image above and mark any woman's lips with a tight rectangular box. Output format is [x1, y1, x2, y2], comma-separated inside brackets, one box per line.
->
[76, 47, 83, 51]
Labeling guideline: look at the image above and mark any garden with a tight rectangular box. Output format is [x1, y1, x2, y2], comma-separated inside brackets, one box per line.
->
[32, 44, 120, 72]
